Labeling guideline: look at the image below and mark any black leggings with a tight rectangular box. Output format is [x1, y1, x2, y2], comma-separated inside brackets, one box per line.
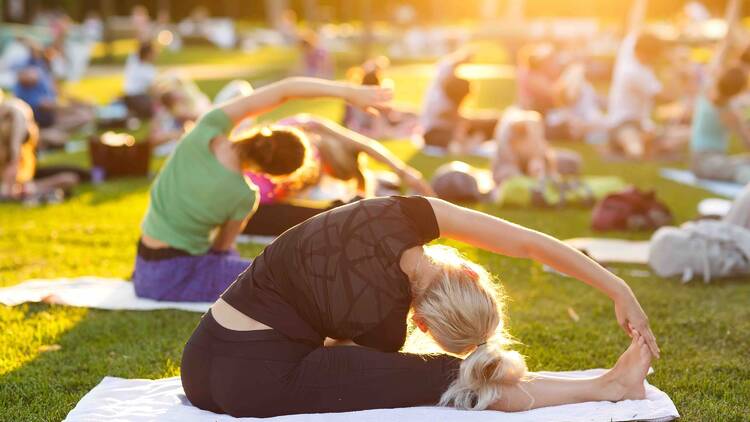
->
[181, 311, 460, 418]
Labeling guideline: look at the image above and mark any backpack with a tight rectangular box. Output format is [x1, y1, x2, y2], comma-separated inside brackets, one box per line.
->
[89, 132, 151, 179]
[591, 186, 672, 231]
[649, 220, 750, 282]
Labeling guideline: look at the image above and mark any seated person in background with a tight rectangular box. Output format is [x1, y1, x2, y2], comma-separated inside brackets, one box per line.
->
[13, 60, 93, 148]
[0, 92, 82, 202]
[343, 57, 419, 139]
[690, 67, 750, 184]
[13, 65, 56, 129]
[152, 70, 212, 118]
[147, 90, 199, 155]
[491, 108, 581, 185]
[420, 49, 498, 154]
[133, 77, 392, 302]
[606, 0, 688, 160]
[298, 31, 333, 79]
[515, 43, 559, 115]
[243, 114, 434, 236]
[546, 63, 607, 143]
[690, 0, 750, 184]
[123, 42, 158, 119]
[149, 79, 256, 156]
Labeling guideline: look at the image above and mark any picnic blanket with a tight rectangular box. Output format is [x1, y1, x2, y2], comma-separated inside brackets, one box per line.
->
[64, 369, 678, 422]
[660, 168, 745, 198]
[565, 238, 651, 264]
[0, 277, 210, 312]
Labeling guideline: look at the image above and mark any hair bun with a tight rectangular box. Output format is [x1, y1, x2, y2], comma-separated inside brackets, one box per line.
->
[252, 134, 276, 165]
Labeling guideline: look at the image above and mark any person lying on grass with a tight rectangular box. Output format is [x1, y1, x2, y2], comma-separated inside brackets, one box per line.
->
[133, 77, 392, 303]
[182, 195, 660, 418]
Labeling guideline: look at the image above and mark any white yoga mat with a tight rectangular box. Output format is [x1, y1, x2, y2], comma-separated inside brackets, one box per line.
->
[0, 277, 210, 312]
[64, 369, 678, 422]
[565, 238, 651, 264]
[660, 168, 745, 198]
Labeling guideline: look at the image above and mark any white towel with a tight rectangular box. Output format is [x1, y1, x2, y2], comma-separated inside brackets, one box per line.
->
[64, 370, 678, 422]
[565, 238, 651, 264]
[0, 277, 210, 312]
[660, 168, 744, 198]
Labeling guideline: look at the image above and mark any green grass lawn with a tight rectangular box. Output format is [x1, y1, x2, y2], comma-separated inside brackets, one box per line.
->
[1, 46, 749, 421]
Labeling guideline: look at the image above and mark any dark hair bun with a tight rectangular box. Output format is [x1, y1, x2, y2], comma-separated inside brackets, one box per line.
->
[239, 128, 308, 176]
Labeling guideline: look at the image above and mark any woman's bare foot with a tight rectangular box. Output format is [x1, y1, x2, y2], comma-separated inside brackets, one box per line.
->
[602, 331, 652, 401]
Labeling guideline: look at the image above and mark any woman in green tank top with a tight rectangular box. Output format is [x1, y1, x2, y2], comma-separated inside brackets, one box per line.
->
[133, 77, 393, 302]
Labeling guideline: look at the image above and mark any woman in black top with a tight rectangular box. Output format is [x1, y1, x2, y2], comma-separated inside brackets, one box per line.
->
[181, 196, 660, 417]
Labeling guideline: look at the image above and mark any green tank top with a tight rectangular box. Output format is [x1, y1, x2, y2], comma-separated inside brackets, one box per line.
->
[142, 109, 258, 255]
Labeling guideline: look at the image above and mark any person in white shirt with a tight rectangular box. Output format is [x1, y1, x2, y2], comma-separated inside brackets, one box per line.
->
[123, 42, 158, 118]
[606, 0, 687, 160]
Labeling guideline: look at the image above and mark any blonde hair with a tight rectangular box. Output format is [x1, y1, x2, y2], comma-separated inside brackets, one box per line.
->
[413, 245, 527, 410]
[0, 99, 39, 183]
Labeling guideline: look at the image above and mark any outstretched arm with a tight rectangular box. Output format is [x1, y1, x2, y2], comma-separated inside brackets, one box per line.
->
[300, 116, 435, 195]
[626, 0, 648, 35]
[215, 77, 392, 125]
[427, 197, 660, 358]
[709, 0, 742, 77]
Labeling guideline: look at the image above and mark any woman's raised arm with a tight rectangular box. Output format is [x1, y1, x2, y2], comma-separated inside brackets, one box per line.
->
[297, 116, 435, 195]
[426, 197, 660, 358]
[215, 77, 392, 124]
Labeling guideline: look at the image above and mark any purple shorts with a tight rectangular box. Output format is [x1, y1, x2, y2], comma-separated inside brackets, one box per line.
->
[132, 249, 251, 302]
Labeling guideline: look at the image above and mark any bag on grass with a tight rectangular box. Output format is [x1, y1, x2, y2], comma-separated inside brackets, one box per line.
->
[89, 132, 150, 179]
[591, 186, 672, 231]
[431, 161, 494, 203]
[649, 220, 750, 282]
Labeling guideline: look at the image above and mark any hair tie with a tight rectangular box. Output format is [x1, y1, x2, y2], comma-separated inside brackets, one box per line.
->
[477, 341, 487, 348]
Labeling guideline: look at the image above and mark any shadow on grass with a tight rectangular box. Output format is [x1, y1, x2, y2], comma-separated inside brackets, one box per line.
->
[0, 304, 200, 421]
[78, 177, 153, 206]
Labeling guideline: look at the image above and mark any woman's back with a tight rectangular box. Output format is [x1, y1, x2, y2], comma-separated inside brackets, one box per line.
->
[141, 109, 256, 255]
[220, 196, 439, 350]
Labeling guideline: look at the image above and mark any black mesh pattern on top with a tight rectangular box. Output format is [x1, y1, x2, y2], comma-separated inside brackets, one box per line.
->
[221, 196, 439, 350]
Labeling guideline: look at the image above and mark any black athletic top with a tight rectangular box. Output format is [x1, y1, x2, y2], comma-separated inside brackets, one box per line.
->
[221, 196, 440, 351]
